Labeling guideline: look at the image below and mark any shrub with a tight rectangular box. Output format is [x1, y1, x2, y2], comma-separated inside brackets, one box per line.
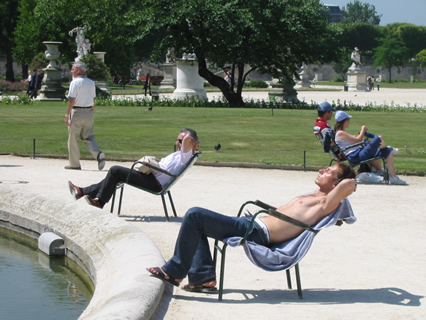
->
[245, 80, 269, 88]
[0, 95, 32, 105]
[30, 52, 49, 71]
[93, 96, 425, 112]
[0, 80, 27, 92]
[80, 54, 110, 81]
[330, 77, 344, 82]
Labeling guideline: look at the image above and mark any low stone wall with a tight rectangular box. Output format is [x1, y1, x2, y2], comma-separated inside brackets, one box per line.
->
[0, 185, 165, 320]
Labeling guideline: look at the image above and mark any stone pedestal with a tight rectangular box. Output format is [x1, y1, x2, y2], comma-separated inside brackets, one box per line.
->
[159, 62, 176, 92]
[38, 41, 66, 101]
[93, 52, 110, 94]
[173, 60, 207, 100]
[268, 79, 299, 103]
[346, 70, 367, 91]
[93, 52, 106, 62]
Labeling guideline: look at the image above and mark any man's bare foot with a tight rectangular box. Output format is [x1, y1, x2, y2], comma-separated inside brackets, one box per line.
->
[146, 267, 183, 287]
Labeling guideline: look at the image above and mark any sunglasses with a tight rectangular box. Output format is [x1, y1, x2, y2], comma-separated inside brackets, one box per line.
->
[177, 139, 183, 143]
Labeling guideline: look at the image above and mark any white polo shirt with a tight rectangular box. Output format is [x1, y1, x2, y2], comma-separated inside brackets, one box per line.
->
[68, 75, 96, 107]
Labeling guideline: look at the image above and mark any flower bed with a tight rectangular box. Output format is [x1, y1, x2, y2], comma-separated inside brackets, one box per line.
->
[0, 80, 27, 92]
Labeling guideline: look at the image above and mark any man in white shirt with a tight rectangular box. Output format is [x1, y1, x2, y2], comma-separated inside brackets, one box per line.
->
[67, 129, 199, 209]
[64, 61, 105, 170]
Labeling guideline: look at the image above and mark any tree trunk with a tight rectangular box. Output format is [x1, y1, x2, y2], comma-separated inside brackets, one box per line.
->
[388, 66, 392, 83]
[22, 64, 29, 80]
[196, 53, 246, 107]
[5, 43, 15, 82]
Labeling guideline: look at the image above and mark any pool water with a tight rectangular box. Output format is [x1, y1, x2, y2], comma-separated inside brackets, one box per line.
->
[0, 228, 93, 320]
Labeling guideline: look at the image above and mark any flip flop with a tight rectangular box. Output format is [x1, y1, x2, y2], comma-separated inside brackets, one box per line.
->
[182, 284, 218, 293]
[146, 267, 180, 287]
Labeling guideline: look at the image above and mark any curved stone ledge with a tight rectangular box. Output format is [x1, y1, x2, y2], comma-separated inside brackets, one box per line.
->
[0, 185, 165, 320]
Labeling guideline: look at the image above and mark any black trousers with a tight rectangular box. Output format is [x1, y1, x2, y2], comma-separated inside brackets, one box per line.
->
[81, 165, 162, 204]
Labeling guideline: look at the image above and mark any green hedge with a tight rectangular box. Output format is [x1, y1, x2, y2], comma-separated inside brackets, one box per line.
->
[92, 96, 425, 113]
[1, 93, 425, 113]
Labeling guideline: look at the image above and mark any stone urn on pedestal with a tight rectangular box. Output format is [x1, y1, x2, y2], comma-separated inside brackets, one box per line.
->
[268, 78, 299, 103]
[159, 62, 176, 92]
[38, 41, 66, 100]
[93, 52, 110, 93]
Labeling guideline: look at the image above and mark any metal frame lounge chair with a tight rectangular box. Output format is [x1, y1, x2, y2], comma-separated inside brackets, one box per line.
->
[214, 198, 356, 301]
[110, 151, 201, 221]
[314, 127, 389, 184]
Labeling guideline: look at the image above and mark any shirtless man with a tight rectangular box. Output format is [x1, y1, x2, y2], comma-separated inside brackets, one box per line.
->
[147, 162, 357, 292]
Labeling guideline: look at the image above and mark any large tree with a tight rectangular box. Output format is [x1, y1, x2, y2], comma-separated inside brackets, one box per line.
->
[340, 0, 382, 25]
[416, 49, 426, 67]
[0, 0, 19, 81]
[339, 23, 383, 53]
[396, 24, 426, 58]
[373, 35, 409, 82]
[13, 0, 152, 79]
[137, 0, 339, 107]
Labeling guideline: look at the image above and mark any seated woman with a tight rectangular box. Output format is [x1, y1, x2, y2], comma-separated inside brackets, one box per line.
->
[334, 111, 406, 185]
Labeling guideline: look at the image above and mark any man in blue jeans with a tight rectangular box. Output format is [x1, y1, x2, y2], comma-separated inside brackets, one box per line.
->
[148, 162, 357, 293]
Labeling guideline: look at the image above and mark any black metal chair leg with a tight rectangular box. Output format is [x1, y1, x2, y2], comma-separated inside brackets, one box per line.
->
[110, 191, 116, 213]
[161, 194, 170, 222]
[217, 243, 228, 301]
[167, 191, 177, 217]
[117, 186, 124, 216]
[286, 269, 292, 289]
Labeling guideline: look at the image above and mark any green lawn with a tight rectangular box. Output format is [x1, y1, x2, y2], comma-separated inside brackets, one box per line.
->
[0, 103, 424, 174]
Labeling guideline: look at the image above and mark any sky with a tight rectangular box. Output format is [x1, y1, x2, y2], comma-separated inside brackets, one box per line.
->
[323, 0, 426, 26]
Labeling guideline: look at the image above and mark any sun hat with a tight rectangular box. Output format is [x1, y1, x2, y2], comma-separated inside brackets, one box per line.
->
[335, 110, 352, 122]
[318, 101, 336, 112]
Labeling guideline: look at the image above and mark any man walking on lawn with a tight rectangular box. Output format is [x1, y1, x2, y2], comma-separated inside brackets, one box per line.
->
[64, 61, 105, 171]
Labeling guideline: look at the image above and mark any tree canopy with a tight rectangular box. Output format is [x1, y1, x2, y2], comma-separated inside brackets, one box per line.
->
[340, 0, 382, 25]
[12, 0, 151, 78]
[373, 35, 409, 82]
[416, 49, 426, 67]
[136, 0, 340, 106]
[5, 0, 426, 92]
[0, 0, 20, 81]
[395, 24, 426, 58]
[338, 23, 383, 54]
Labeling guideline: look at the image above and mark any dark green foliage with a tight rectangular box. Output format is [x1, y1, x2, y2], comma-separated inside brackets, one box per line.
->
[244, 80, 269, 88]
[29, 52, 49, 71]
[80, 54, 110, 81]
[373, 36, 410, 82]
[340, 0, 382, 25]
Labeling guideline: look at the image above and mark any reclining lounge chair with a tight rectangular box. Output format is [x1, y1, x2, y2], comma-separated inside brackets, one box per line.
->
[214, 198, 356, 301]
[110, 152, 201, 221]
[313, 126, 389, 184]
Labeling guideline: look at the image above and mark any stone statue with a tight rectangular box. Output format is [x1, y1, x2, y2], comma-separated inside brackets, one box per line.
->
[82, 39, 91, 56]
[349, 47, 362, 71]
[69, 27, 91, 60]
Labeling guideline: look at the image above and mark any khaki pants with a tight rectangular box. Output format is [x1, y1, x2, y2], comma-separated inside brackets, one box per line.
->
[68, 108, 101, 167]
